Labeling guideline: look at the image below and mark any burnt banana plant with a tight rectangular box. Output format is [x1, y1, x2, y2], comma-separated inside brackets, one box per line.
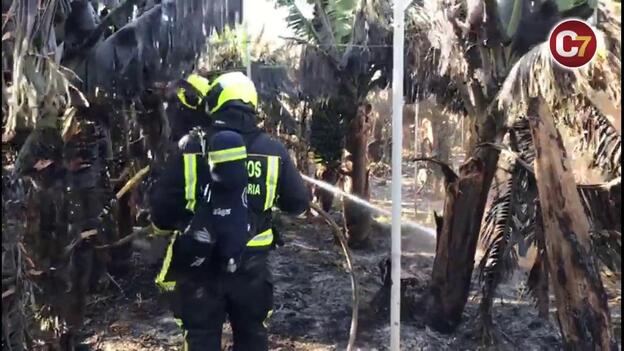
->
[478, 112, 621, 340]
[477, 118, 538, 340]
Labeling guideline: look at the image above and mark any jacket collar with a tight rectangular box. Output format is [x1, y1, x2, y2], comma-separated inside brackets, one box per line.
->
[211, 104, 262, 135]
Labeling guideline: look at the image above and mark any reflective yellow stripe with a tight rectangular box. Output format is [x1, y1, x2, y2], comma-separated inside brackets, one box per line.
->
[177, 74, 211, 109]
[263, 309, 273, 328]
[183, 154, 197, 212]
[208, 146, 247, 165]
[155, 232, 179, 291]
[187, 74, 211, 95]
[247, 228, 273, 247]
[263, 156, 279, 210]
[151, 223, 173, 237]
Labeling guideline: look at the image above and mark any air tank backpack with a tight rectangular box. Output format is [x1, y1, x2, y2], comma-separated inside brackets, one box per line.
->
[168, 130, 254, 277]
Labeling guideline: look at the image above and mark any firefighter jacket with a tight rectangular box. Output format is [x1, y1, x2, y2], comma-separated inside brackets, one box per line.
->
[148, 131, 210, 234]
[148, 106, 310, 292]
[209, 104, 311, 244]
[150, 104, 310, 241]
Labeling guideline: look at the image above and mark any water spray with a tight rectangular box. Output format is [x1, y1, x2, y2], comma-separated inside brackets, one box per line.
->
[300, 174, 436, 238]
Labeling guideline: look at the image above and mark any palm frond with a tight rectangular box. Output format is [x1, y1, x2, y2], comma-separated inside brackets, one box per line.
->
[309, 99, 345, 168]
[288, 0, 393, 101]
[405, 1, 475, 113]
[278, 0, 348, 63]
[311, 0, 338, 47]
[497, 2, 621, 123]
[325, 0, 358, 44]
[478, 163, 536, 285]
[589, 230, 621, 273]
[509, 118, 535, 162]
[3, 0, 78, 140]
[523, 206, 549, 318]
[479, 118, 537, 278]
[497, 8, 621, 177]
[478, 117, 539, 321]
[279, 0, 362, 100]
[549, 95, 621, 177]
[479, 177, 516, 281]
[279, 0, 320, 42]
[413, 0, 470, 81]
[580, 108, 621, 177]
[578, 177, 621, 233]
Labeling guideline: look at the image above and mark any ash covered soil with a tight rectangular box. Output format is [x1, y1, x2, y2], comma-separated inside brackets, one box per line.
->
[81, 216, 621, 351]
[81, 173, 621, 350]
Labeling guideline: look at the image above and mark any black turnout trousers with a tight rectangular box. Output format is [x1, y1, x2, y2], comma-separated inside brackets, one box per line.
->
[172, 253, 273, 351]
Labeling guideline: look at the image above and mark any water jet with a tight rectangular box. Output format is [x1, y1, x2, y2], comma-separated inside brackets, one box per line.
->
[301, 174, 436, 238]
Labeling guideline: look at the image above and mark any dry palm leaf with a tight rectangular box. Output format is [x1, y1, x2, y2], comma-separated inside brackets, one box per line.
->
[496, 2, 621, 123]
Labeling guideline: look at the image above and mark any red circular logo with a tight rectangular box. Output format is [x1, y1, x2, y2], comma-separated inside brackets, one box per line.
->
[548, 19, 598, 69]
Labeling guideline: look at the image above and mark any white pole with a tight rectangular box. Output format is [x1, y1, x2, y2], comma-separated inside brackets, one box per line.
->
[391, 0, 404, 349]
[413, 90, 419, 203]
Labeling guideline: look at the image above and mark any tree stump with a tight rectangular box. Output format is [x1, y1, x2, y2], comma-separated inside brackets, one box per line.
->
[424, 150, 499, 333]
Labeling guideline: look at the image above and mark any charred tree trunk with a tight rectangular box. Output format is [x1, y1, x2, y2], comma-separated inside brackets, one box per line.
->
[343, 103, 372, 247]
[368, 112, 384, 163]
[314, 166, 340, 213]
[429, 113, 453, 197]
[424, 148, 499, 332]
[109, 190, 133, 275]
[424, 101, 501, 332]
[371, 257, 429, 320]
[298, 103, 312, 176]
[529, 100, 616, 350]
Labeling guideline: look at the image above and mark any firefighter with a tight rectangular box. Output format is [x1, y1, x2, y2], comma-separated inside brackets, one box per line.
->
[165, 73, 213, 144]
[148, 126, 209, 236]
[148, 73, 212, 234]
[203, 71, 310, 246]
[148, 71, 310, 350]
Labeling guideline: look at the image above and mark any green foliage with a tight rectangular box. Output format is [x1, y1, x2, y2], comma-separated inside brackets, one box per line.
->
[277, 0, 318, 41]
[276, 0, 358, 48]
[275, 0, 392, 169]
[309, 100, 345, 168]
[199, 25, 247, 71]
[325, 0, 359, 44]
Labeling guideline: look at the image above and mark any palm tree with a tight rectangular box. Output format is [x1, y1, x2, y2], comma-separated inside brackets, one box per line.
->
[476, 2, 620, 346]
[406, 0, 619, 347]
[277, 0, 393, 246]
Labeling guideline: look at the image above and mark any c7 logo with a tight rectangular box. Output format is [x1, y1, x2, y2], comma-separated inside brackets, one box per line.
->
[549, 19, 598, 69]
